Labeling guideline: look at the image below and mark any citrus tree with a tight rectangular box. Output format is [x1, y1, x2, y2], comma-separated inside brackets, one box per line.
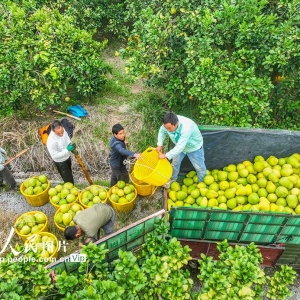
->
[120, 0, 300, 129]
[0, 1, 110, 116]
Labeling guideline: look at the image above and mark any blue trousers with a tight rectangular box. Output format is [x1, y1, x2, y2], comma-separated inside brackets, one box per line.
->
[171, 147, 207, 182]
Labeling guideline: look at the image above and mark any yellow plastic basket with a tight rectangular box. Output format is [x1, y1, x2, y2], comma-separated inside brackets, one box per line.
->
[54, 203, 85, 232]
[129, 172, 156, 196]
[14, 211, 49, 242]
[108, 185, 137, 213]
[20, 177, 50, 207]
[24, 232, 59, 259]
[133, 147, 172, 186]
[78, 185, 108, 209]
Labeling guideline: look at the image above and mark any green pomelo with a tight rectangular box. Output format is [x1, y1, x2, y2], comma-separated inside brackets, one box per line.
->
[206, 190, 219, 199]
[248, 193, 259, 205]
[286, 194, 298, 208]
[170, 181, 181, 192]
[232, 205, 243, 211]
[267, 156, 278, 166]
[243, 204, 252, 211]
[62, 213, 72, 225]
[259, 201, 270, 211]
[181, 185, 188, 193]
[59, 199, 67, 205]
[227, 172, 239, 181]
[287, 156, 300, 168]
[174, 200, 184, 207]
[295, 205, 300, 214]
[290, 188, 300, 196]
[266, 181, 276, 194]
[209, 182, 219, 192]
[185, 195, 195, 204]
[257, 177, 268, 188]
[275, 186, 289, 198]
[63, 182, 74, 189]
[186, 170, 196, 178]
[190, 189, 200, 199]
[217, 195, 227, 204]
[183, 177, 194, 187]
[236, 163, 245, 170]
[254, 155, 265, 162]
[279, 177, 293, 189]
[71, 203, 81, 212]
[193, 175, 199, 183]
[61, 188, 70, 198]
[257, 188, 268, 198]
[66, 194, 76, 203]
[278, 158, 286, 166]
[71, 188, 79, 196]
[251, 205, 260, 211]
[238, 168, 249, 178]
[236, 178, 248, 186]
[284, 207, 295, 214]
[110, 194, 119, 202]
[224, 188, 236, 199]
[20, 225, 31, 235]
[208, 198, 218, 207]
[224, 164, 236, 172]
[236, 186, 247, 196]
[267, 193, 277, 203]
[217, 171, 228, 181]
[219, 181, 229, 191]
[187, 184, 197, 194]
[55, 184, 63, 192]
[38, 175, 47, 183]
[92, 196, 101, 203]
[60, 204, 70, 213]
[229, 181, 238, 188]
[27, 178, 36, 187]
[31, 225, 40, 234]
[281, 167, 293, 177]
[251, 184, 260, 193]
[126, 193, 135, 201]
[236, 196, 247, 205]
[253, 161, 265, 172]
[197, 182, 207, 189]
[123, 186, 131, 195]
[227, 198, 237, 209]
[203, 175, 214, 185]
[247, 165, 256, 174]
[199, 187, 208, 197]
[245, 184, 252, 195]
[116, 180, 126, 189]
[119, 197, 128, 204]
[218, 203, 227, 210]
[25, 187, 34, 195]
[268, 172, 279, 183]
[99, 191, 107, 200]
[276, 198, 287, 207]
[197, 197, 208, 207]
[34, 213, 46, 224]
[256, 172, 265, 179]
[34, 186, 43, 195]
[24, 215, 36, 227]
[169, 190, 177, 201]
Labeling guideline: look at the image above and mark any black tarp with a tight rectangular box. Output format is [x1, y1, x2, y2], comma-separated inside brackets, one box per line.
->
[168, 126, 300, 174]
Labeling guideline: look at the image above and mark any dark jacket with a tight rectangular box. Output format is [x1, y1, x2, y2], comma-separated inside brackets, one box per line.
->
[110, 136, 135, 169]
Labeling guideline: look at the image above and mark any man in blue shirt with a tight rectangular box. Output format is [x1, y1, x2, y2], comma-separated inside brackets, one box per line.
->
[110, 124, 141, 187]
[156, 112, 207, 186]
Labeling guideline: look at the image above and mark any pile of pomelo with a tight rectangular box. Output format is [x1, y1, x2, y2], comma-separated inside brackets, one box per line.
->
[22, 175, 49, 195]
[54, 203, 83, 229]
[25, 233, 57, 259]
[79, 185, 108, 207]
[48, 182, 79, 207]
[109, 180, 136, 204]
[167, 154, 300, 214]
[15, 211, 47, 236]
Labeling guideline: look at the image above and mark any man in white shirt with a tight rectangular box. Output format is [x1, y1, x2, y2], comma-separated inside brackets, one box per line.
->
[46, 120, 75, 184]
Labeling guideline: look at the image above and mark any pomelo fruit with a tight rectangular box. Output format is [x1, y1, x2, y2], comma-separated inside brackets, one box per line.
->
[217, 171, 228, 181]
[275, 186, 289, 198]
[92, 196, 101, 203]
[203, 175, 214, 185]
[66, 194, 76, 203]
[190, 189, 200, 199]
[248, 193, 259, 205]
[276, 198, 287, 207]
[228, 172, 238, 181]
[20, 225, 31, 235]
[279, 177, 293, 189]
[219, 203, 227, 210]
[117, 180, 126, 189]
[206, 190, 219, 199]
[286, 194, 298, 208]
[208, 198, 218, 207]
[170, 181, 181, 192]
[119, 197, 127, 204]
[267, 193, 277, 203]
[219, 181, 230, 191]
[123, 186, 132, 195]
[34, 213, 46, 224]
[64, 182, 74, 189]
[183, 177, 194, 186]
[110, 193, 119, 202]
[99, 191, 107, 200]
[224, 188, 236, 199]
[227, 198, 237, 209]
[209, 182, 219, 192]
[186, 170, 196, 178]
[217, 195, 227, 204]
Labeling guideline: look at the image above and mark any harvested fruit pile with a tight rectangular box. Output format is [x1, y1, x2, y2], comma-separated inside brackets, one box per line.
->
[167, 154, 300, 214]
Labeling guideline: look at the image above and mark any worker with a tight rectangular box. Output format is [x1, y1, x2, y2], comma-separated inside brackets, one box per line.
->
[46, 120, 76, 184]
[0, 147, 17, 190]
[64, 203, 116, 247]
[109, 123, 141, 187]
[156, 112, 207, 187]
